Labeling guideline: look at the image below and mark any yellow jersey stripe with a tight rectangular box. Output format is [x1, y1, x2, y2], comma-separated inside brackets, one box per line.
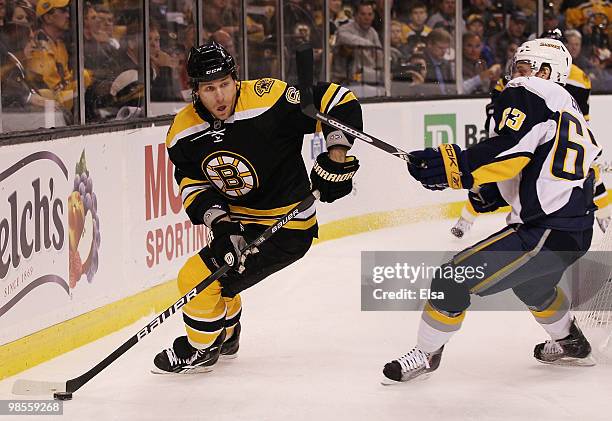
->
[472, 156, 531, 185]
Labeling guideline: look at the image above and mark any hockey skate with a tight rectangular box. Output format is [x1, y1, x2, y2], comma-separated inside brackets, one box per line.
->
[451, 217, 473, 238]
[534, 319, 595, 367]
[381, 346, 444, 385]
[220, 322, 241, 359]
[152, 330, 226, 374]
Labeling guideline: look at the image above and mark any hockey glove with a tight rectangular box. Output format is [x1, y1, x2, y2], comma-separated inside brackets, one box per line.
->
[210, 221, 258, 274]
[310, 153, 360, 203]
[468, 183, 507, 213]
[407, 144, 473, 191]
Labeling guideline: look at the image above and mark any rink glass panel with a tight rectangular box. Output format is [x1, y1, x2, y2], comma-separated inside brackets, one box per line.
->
[1, 0, 612, 134]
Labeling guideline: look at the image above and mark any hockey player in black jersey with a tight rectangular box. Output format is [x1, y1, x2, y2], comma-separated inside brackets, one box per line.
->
[153, 41, 362, 374]
[451, 29, 610, 238]
[383, 38, 601, 384]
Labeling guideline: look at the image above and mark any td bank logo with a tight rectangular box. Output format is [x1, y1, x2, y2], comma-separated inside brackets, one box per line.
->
[424, 114, 456, 147]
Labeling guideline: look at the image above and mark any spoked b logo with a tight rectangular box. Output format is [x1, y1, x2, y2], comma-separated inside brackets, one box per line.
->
[202, 151, 259, 198]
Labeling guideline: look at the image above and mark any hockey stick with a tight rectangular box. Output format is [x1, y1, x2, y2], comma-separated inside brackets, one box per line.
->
[12, 190, 320, 399]
[295, 44, 419, 165]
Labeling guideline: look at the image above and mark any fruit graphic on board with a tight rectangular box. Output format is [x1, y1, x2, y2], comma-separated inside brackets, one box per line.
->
[67, 150, 101, 289]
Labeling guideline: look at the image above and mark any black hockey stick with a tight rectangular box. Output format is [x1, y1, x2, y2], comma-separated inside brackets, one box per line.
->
[295, 44, 420, 165]
[12, 190, 320, 399]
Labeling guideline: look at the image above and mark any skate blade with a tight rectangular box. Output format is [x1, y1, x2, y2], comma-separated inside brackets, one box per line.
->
[380, 372, 433, 386]
[150, 365, 215, 375]
[219, 353, 238, 360]
[536, 354, 597, 367]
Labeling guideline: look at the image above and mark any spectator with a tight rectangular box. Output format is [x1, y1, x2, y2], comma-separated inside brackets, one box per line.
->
[149, 23, 182, 101]
[8, 0, 35, 27]
[333, 0, 383, 96]
[565, 29, 591, 70]
[0, 22, 49, 121]
[95, 5, 120, 50]
[27, 0, 84, 123]
[423, 28, 455, 95]
[427, 0, 465, 37]
[462, 31, 501, 94]
[463, 0, 499, 38]
[404, 1, 432, 56]
[0, 0, 6, 28]
[466, 14, 494, 66]
[330, 0, 349, 38]
[203, 0, 239, 37]
[390, 20, 409, 73]
[543, 7, 562, 34]
[488, 10, 528, 65]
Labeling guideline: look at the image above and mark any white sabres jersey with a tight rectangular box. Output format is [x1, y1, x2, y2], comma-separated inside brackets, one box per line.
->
[476, 76, 602, 230]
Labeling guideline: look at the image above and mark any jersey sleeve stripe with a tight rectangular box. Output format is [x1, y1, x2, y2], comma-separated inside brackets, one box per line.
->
[327, 86, 349, 112]
[320, 84, 341, 114]
[472, 156, 532, 185]
[336, 91, 357, 107]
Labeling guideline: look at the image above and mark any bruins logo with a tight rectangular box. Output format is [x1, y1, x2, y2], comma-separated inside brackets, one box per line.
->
[285, 86, 300, 104]
[202, 151, 259, 198]
[254, 78, 275, 97]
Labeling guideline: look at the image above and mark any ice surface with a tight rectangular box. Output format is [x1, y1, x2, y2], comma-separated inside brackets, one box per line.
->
[1, 214, 611, 421]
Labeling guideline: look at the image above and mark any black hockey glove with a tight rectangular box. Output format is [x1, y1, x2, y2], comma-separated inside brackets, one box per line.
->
[407, 144, 473, 191]
[310, 153, 360, 203]
[468, 183, 507, 213]
[210, 221, 258, 273]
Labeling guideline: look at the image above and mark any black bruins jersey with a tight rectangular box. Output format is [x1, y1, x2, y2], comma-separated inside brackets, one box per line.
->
[165, 78, 361, 233]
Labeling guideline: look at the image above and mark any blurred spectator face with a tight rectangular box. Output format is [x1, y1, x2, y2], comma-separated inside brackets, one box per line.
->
[197, 74, 237, 120]
[410, 6, 428, 27]
[508, 18, 526, 38]
[467, 20, 484, 38]
[84, 7, 97, 36]
[427, 39, 450, 61]
[149, 28, 161, 56]
[440, 0, 455, 16]
[329, 0, 342, 15]
[0, 0, 5, 20]
[355, 4, 374, 31]
[97, 10, 114, 38]
[45, 7, 70, 31]
[293, 23, 311, 43]
[543, 14, 559, 32]
[391, 22, 403, 46]
[463, 34, 482, 61]
[566, 35, 582, 59]
[212, 0, 227, 9]
[12, 6, 28, 24]
[469, 0, 487, 12]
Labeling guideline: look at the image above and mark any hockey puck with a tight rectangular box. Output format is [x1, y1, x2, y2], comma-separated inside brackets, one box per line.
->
[53, 392, 73, 400]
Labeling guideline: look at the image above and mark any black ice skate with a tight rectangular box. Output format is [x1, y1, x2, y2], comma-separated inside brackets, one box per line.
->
[220, 322, 241, 359]
[381, 346, 444, 385]
[534, 319, 595, 367]
[152, 330, 226, 374]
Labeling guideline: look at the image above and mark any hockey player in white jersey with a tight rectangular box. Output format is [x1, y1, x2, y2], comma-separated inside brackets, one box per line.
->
[383, 38, 602, 384]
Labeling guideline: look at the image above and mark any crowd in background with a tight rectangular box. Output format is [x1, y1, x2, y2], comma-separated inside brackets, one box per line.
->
[0, 0, 610, 131]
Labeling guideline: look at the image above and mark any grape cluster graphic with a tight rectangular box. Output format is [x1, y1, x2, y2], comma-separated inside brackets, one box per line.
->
[68, 150, 101, 289]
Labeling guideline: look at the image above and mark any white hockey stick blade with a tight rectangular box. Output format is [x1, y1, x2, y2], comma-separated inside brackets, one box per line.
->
[12, 379, 67, 395]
